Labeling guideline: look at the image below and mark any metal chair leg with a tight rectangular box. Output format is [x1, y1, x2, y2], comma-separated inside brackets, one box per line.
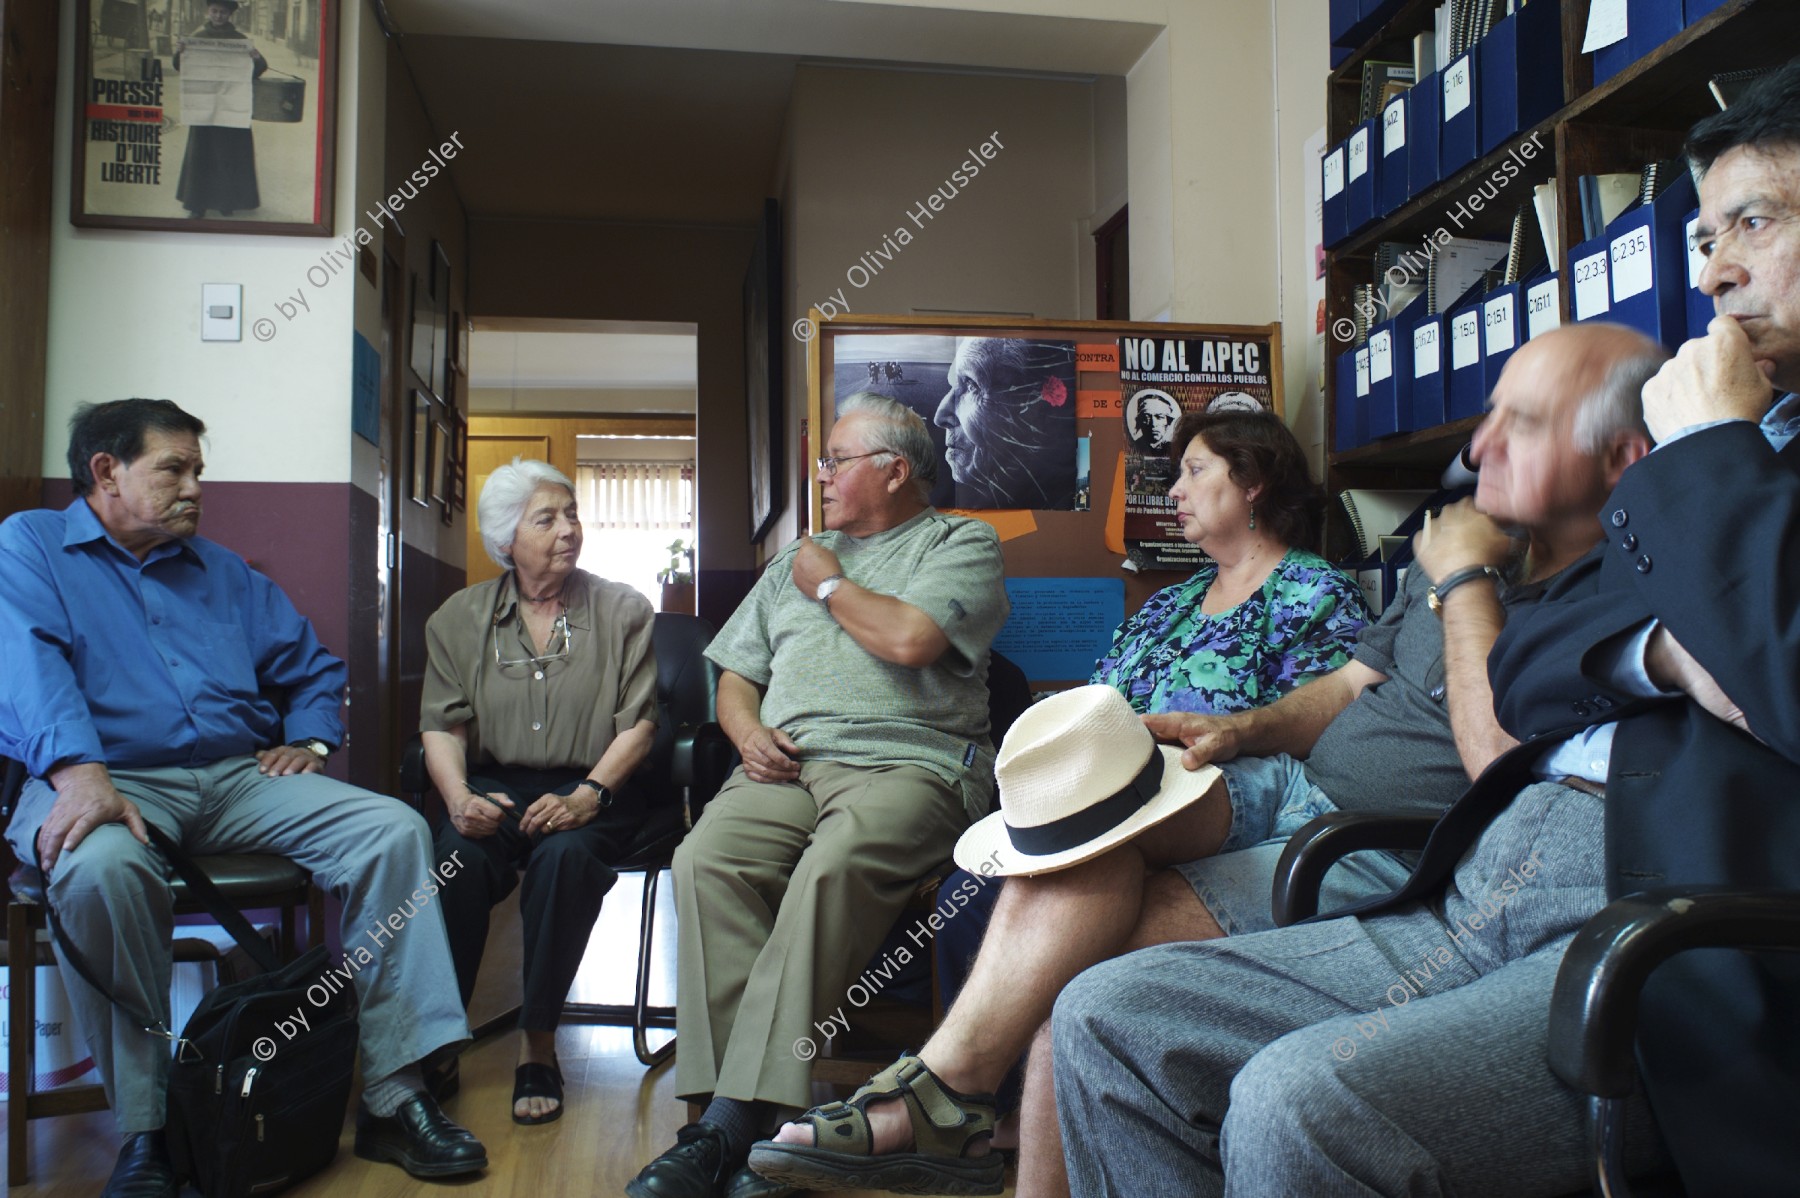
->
[633, 866, 675, 1068]
[1589, 1095, 1635, 1198]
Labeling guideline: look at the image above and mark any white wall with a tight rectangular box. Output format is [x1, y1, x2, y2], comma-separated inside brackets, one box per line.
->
[42, 0, 374, 484]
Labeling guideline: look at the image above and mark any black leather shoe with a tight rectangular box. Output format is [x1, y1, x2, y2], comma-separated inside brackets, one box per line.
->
[353, 1092, 488, 1178]
[726, 1163, 797, 1198]
[101, 1130, 178, 1198]
[626, 1122, 739, 1198]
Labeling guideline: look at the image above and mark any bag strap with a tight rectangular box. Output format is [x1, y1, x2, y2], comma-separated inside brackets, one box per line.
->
[35, 824, 286, 1040]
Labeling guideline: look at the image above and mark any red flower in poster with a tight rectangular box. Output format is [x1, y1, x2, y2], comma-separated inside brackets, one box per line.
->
[1040, 376, 1068, 407]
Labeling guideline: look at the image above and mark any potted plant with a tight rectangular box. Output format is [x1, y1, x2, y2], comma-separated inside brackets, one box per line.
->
[658, 538, 696, 614]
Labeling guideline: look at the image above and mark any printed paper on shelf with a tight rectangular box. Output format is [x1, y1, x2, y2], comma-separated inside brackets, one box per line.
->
[1686, 216, 1706, 289]
[1443, 57, 1472, 120]
[1574, 251, 1610, 320]
[1355, 348, 1371, 397]
[1484, 294, 1516, 355]
[1451, 311, 1481, 370]
[1324, 148, 1345, 199]
[1383, 98, 1407, 157]
[1527, 278, 1561, 339]
[1414, 323, 1442, 377]
[1370, 330, 1393, 382]
[1582, 0, 1628, 52]
[1348, 128, 1369, 182]
[1611, 226, 1653, 302]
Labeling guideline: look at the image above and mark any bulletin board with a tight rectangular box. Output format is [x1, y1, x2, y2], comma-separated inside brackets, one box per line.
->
[805, 312, 1284, 685]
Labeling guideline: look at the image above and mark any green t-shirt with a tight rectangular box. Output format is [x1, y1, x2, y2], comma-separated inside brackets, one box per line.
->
[707, 508, 1010, 818]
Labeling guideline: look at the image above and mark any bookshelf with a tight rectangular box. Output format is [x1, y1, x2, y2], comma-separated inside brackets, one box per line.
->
[1323, 0, 1800, 495]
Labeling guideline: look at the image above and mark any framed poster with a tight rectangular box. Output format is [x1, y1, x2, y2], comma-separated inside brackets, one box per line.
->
[72, 0, 338, 235]
[409, 390, 433, 507]
[448, 406, 468, 509]
[430, 408, 451, 511]
[744, 199, 784, 542]
[408, 270, 433, 391]
[430, 242, 452, 400]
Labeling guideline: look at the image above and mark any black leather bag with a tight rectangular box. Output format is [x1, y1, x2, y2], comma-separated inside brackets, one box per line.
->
[43, 827, 356, 1197]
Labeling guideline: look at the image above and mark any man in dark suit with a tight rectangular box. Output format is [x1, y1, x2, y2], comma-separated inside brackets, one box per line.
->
[1049, 60, 1800, 1197]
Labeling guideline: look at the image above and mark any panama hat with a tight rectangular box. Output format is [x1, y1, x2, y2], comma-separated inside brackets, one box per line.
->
[954, 684, 1222, 877]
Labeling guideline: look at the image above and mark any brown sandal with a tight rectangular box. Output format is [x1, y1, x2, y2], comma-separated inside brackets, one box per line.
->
[745, 1054, 1003, 1195]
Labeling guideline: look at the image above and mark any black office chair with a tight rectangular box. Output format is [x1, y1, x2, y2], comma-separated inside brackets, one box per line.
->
[1271, 812, 1796, 1197]
[400, 610, 733, 1067]
[2, 756, 320, 1185]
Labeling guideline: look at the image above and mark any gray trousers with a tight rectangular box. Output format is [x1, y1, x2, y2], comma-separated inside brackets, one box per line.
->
[5, 757, 471, 1135]
[1052, 782, 1668, 1197]
[672, 760, 967, 1111]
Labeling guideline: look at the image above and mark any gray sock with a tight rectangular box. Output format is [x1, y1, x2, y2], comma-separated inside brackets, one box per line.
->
[701, 1096, 769, 1157]
[363, 1064, 425, 1117]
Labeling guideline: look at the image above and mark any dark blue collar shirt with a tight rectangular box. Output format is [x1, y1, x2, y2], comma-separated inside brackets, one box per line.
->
[0, 499, 347, 777]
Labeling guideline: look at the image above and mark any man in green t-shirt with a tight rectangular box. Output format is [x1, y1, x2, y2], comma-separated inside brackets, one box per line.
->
[629, 393, 1009, 1198]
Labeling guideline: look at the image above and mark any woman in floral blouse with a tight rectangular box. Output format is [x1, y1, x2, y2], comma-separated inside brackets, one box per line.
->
[1092, 409, 1370, 713]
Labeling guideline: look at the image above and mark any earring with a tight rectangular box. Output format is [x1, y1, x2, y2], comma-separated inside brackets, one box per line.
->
[1248, 506, 1256, 531]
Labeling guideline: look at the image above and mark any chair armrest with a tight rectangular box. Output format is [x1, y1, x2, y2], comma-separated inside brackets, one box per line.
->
[1270, 810, 1439, 927]
[1547, 887, 1800, 1099]
[671, 722, 737, 828]
[399, 734, 427, 804]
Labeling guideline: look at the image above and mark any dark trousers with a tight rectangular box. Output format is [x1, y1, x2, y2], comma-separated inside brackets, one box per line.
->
[434, 764, 643, 1030]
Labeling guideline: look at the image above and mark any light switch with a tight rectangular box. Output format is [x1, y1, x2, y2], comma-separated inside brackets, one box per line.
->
[202, 283, 242, 341]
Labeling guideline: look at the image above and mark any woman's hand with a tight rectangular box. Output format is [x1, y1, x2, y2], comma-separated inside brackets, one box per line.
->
[449, 788, 512, 840]
[521, 787, 599, 837]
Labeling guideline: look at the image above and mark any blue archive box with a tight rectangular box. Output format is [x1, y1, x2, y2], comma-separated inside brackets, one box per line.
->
[1346, 121, 1379, 236]
[1410, 71, 1442, 199]
[1606, 169, 1698, 350]
[1446, 298, 1487, 421]
[1477, 1, 1561, 156]
[1323, 142, 1348, 248]
[1525, 274, 1562, 341]
[1410, 313, 1447, 430]
[1568, 233, 1613, 325]
[1335, 347, 1368, 451]
[1439, 53, 1478, 176]
[1365, 314, 1414, 439]
[1482, 282, 1525, 397]
[1630, 0, 1684, 61]
[1685, 0, 1731, 22]
[1380, 91, 1410, 215]
[1330, 0, 1359, 47]
[1684, 207, 1712, 340]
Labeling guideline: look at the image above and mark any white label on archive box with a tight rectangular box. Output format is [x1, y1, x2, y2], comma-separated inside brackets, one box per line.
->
[1611, 225, 1654, 303]
[1348, 127, 1370, 182]
[1451, 310, 1481, 371]
[1370, 330, 1393, 382]
[1573, 250, 1610, 320]
[1484, 293, 1517, 356]
[1444, 57, 1472, 120]
[1355, 348, 1371, 398]
[1324, 147, 1345, 200]
[1414, 322, 1442, 378]
[1526, 277, 1562, 339]
[1383, 97, 1407, 157]
[1686, 215, 1706, 288]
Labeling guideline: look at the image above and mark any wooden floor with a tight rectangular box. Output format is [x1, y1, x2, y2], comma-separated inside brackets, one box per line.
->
[4, 874, 1015, 1197]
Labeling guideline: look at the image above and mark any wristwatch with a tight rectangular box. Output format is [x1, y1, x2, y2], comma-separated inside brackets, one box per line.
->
[815, 574, 846, 609]
[574, 778, 614, 808]
[289, 738, 332, 759]
[1426, 565, 1504, 616]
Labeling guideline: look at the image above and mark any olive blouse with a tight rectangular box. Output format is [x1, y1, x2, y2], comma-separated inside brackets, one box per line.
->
[420, 569, 657, 770]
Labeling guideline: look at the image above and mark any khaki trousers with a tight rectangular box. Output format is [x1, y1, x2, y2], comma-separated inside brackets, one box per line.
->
[672, 760, 967, 1110]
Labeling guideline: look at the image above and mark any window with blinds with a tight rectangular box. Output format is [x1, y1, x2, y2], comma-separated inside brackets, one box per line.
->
[573, 460, 696, 610]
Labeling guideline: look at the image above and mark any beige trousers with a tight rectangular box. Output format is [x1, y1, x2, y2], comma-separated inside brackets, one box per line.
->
[671, 759, 968, 1110]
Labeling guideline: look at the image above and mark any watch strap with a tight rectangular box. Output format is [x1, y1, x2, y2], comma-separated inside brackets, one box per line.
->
[1427, 565, 1504, 615]
[288, 737, 332, 757]
[574, 778, 612, 807]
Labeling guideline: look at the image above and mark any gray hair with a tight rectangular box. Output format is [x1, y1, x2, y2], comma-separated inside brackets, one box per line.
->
[1572, 344, 1667, 454]
[837, 391, 938, 496]
[477, 457, 576, 568]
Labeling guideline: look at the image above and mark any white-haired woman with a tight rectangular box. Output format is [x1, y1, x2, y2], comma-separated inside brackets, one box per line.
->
[419, 458, 658, 1124]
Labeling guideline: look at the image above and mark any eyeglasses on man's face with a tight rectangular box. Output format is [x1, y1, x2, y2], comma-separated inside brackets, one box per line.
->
[816, 451, 885, 479]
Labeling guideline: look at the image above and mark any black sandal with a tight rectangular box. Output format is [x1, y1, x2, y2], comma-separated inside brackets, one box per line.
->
[512, 1060, 564, 1125]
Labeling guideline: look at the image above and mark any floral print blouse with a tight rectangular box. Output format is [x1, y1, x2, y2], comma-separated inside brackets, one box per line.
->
[1091, 548, 1371, 715]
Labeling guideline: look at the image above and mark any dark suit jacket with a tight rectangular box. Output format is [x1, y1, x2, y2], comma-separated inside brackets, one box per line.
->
[1341, 421, 1800, 1195]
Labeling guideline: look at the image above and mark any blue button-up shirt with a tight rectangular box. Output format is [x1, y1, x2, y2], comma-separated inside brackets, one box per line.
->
[0, 500, 346, 777]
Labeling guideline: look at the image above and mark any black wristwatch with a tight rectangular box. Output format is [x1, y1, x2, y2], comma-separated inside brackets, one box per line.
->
[1426, 565, 1504, 616]
[288, 738, 333, 759]
[574, 779, 613, 808]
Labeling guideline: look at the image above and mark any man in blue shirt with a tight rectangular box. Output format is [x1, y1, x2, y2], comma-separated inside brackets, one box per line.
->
[0, 400, 486, 1198]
